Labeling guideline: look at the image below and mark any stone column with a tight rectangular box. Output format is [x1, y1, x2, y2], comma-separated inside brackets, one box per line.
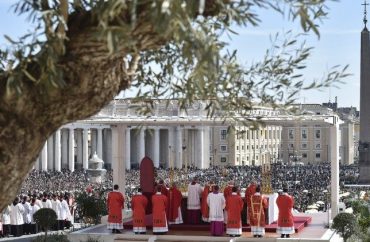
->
[83, 128, 89, 169]
[203, 126, 210, 169]
[138, 127, 145, 164]
[168, 127, 174, 168]
[76, 129, 83, 169]
[47, 136, 54, 171]
[154, 127, 160, 168]
[197, 127, 205, 169]
[54, 129, 62, 172]
[112, 125, 126, 194]
[68, 128, 75, 172]
[41, 140, 48, 171]
[61, 129, 68, 169]
[125, 127, 131, 170]
[329, 123, 340, 220]
[91, 129, 97, 155]
[97, 128, 103, 159]
[175, 127, 183, 169]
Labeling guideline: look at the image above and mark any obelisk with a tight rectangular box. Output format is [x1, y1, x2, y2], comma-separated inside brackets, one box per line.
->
[359, 0, 370, 184]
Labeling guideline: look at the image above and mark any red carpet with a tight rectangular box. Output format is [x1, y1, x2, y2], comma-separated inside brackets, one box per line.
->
[123, 215, 311, 233]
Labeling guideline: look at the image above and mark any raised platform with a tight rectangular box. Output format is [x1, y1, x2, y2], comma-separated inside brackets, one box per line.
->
[69, 213, 340, 242]
[123, 215, 311, 233]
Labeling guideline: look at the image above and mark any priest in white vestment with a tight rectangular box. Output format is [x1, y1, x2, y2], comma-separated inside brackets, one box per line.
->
[187, 177, 203, 224]
[207, 185, 226, 236]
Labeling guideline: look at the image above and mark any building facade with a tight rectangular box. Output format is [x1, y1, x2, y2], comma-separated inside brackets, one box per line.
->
[33, 99, 347, 171]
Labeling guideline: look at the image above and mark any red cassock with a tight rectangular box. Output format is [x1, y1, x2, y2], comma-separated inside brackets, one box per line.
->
[276, 194, 295, 227]
[131, 194, 148, 228]
[201, 185, 211, 220]
[152, 193, 168, 228]
[226, 194, 244, 229]
[160, 184, 169, 197]
[107, 191, 124, 224]
[245, 183, 257, 223]
[168, 187, 183, 222]
[249, 193, 268, 227]
[223, 186, 233, 200]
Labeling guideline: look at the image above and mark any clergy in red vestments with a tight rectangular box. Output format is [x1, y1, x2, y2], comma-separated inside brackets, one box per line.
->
[107, 184, 124, 233]
[167, 182, 183, 224]
[249, 186, 268, 238]
[152, 186, 168, 234]
[131, 188, 148, 234]
[225, 187, 244, 237]
[201, 181, 214, 222]
[245, 181, 257, 224]
[276, 187, 295, 238]
[158, 179, 169, 196]
[223, 181, 240, 223]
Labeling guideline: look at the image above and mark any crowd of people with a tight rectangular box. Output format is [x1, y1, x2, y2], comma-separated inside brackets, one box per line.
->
[0, 162, 364, 238]
[1, 192, 74, 237]
[18, 163, 361, 212]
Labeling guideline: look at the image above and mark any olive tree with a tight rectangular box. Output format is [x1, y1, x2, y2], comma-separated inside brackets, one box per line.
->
[0, 0, 349, 211]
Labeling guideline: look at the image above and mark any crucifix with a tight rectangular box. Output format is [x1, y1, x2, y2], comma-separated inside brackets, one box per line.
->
[363, 0, 369, 26]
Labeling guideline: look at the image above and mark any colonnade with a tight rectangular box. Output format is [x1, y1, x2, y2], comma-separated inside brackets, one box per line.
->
[34, 125, 211, 171]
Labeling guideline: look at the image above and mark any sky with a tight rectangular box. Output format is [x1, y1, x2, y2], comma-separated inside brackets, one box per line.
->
[0, 0, 364, 109]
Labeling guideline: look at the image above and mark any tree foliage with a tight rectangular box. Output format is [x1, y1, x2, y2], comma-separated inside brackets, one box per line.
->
[332, 213, 357, 242]
[0, 0, 350, 211]
[33, 208, 57, 238]
[76, 192, 107, 225]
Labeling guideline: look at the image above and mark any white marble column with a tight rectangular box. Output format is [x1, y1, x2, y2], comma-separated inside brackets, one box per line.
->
[83, 128, 89, 169]
[330, 124, 340, 220]
[76, 130, 83, 168]
[196, 128, 204, 169]
[154, 127, 160, 168]
[68, 128, 75, 172]
[125, 127, 131, 170]
[97, 128, 103, 159]
[91, 129, 97, 155]
[54, 130, 62, 172]
[41, 140, 48, 171]
[61, 129, 68, 169]
[112, 125, 126, 194]
[138, 128, 145, 164]
[203, 126, 210, 169]
[175, 127, 183, 169]
[47, 136, 54, 171]
[168, 127, 174, 168]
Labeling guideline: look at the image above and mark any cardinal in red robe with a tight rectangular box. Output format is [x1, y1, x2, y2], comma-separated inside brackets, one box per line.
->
[225, 186, 244, 237]
[223, 181, 240, 223]
[167, 182, 183, 224]
[249, 186, 268, 238]
[245, 181, 257, 224]
[107, 184, 124, 233]
[276, 187, 295, 238]
[131, 188, 148, 234]
[201, 181, 214, 222]
[152, 186, 168, 234]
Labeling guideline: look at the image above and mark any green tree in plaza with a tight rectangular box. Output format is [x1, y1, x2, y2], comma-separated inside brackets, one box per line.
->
[0, 0, 349, 211]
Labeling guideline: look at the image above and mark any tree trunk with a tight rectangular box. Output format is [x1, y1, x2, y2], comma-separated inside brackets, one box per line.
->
[0, 0, 225, 212]
[0, 24, 132, 211]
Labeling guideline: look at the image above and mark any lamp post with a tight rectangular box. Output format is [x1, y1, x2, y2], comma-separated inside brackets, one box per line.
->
[182, 143, 187, 172]
[213, 148, 217, 167]
[289, 150, 302, 190]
